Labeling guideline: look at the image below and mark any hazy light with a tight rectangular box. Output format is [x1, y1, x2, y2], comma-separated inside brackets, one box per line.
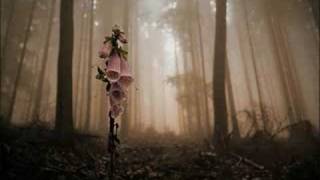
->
[144, 30, 149, 38]
[19, 43, 24, 49]
[94, 21, 99, 26]
[151, 22, 157, 28]
[210, 0, 216, 13]
[169, 2, 177, 9]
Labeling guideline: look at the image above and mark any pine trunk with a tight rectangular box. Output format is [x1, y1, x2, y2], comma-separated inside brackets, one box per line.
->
[7, 0, 37, 122]
[55, 0, 74, 137]
[212, 0, 228, 149]
[196, 0, 211, 136]
[85, 0, 94, 130]
[31, 0, 56, 121]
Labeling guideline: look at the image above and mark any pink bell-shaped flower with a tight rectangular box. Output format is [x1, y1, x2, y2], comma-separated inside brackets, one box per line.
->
[98, 41, 112, 58]
[109, 98, 124, 118]
[118, 32, 127, 44]
[119, 58, 134, 88]
[110, 82, 126, 103]
[106, 51, 121, 82]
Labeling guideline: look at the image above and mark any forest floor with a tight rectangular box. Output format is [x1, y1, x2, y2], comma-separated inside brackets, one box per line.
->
[0, 125, 319, 180]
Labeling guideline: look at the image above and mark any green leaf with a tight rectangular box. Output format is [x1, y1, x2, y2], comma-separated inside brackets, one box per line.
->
[97, 67, 105, 75]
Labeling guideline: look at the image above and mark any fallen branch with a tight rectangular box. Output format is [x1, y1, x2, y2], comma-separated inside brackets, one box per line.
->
[270, 120, 311, 140]
[230, 152, 265, 170]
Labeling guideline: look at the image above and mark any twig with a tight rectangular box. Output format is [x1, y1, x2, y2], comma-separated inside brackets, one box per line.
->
[230, 152, 265, 170]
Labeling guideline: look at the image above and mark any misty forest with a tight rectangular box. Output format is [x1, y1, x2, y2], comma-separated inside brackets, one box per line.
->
[0, 0, 319, 179]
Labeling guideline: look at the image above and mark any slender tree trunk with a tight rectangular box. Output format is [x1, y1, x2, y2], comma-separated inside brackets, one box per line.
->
[133, 8, 140, 131]
[188, 27, 202, 137]
[212, 0, 228, 149]
[149, 60, 155, 128]
[196, 0, 211, 136]
[243, 0, 266, 130]
[226, 58, 240, 139]
[1, 1, 16, 113]
[275, 17, 306, 121]
[31, 0, 56, 121]
[74, 3, 85, 126]
[85, 0, 94, 131]
[309, 0, 319, 28]
[281, 25, 307, 120]
[7, 0, 37, 122]
[79, 12, 90, 129]
[121, 0, 130, 138]
[55, 0, 74, 136]
[2, 0, 16, 59]
[182, 52, 192, 136]
[236, 21, 259, 131]
[173, 38, 185, 134]
[26, 55, 39, 121]
[268, 15, 294, 121]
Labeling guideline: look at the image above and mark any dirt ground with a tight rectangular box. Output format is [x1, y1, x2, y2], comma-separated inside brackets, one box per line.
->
[0, 126, 319, 180]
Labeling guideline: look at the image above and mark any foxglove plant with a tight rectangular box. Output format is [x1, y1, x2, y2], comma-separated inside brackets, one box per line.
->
[119, 57, 134, 88]
[98, 41, 112, 58]
[96, 25, 133, 179]
[106, 51, 121, 82]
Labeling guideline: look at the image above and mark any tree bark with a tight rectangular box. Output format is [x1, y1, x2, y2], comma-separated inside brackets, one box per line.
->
[212, 0, 228, 149]
[74, 2, 85, 125]
[121, 0, 130, 138]
[188, 24, 202, 137]
[196, 0, 211, 136]
[7, 0, 37, 122]
[31, 0, 56, 121]
[309, 0, 319, 28]
[1, 0, 16, 114]
[84, 0, 94, 131]
[226, 58, 240, 139]
[55, 0, 74, 137]
[243, 0, 265, 130]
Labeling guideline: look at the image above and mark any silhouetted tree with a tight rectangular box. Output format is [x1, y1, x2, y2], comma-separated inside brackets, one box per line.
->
[55, 0, 74, 136]
[31, 0, 56, 121]
[196, 0, 210, 136]
[1, 1, 16, 114]
[7, 0, 37, 122]
[212, 0, 228, 149]
[85, 0, 94, 130]
[309, 0, 319, 28]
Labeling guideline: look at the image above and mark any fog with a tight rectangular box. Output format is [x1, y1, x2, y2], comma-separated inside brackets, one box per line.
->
[1, 0, 319, 140]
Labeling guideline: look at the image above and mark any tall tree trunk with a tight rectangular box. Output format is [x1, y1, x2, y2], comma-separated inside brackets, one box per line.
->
[31, 0, 56, 121]
[243, 0, 265, 131]
[188, 26, 202, 137]
[55, 0, 74, 136]
[1, 1, 16, 114]
[2, 0, 16, 58]
[149, 60, 155, 129]
[273, 16, 306, 121]
[74, 2, 86, 126]
[7, 0, 37, 122]
[79, 10, 90, 129]
[133, 4, 141, 131]
[226, 58, 240, 139]
[212, 0, 228, 149]
[173, 38, 185, 134]
[121, 0, 130, 138]
[268, 15, 295, 124]
[85, 0, 94, 131]
[26, 55, 39, 121]
[280, 25, 307, 120]
[196, 0, 211, 136]
[309, 0, 319, 28]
